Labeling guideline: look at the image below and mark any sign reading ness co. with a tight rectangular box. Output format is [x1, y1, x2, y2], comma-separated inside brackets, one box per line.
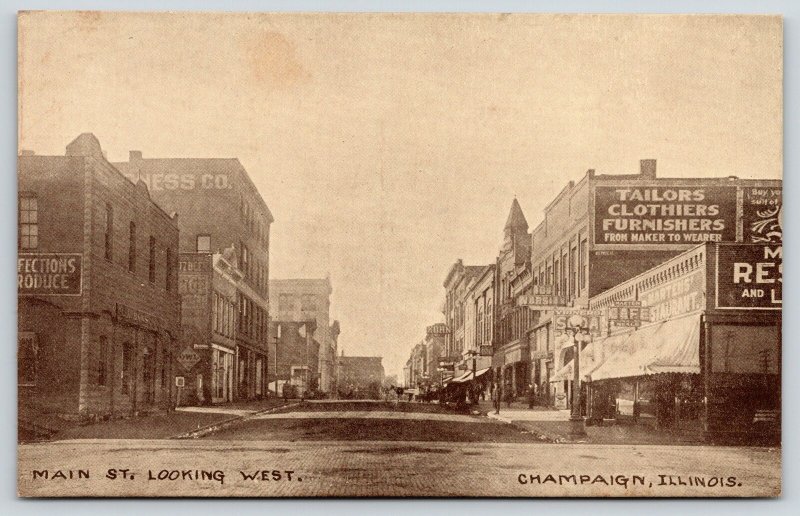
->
[18, 253, 83, 296]
[594, 185, 737, 246]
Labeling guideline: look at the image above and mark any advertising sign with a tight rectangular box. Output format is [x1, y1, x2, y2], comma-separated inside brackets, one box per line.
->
[18, 253, 82, 296]
[553, 309, 603, 337]
[593, 185, 737, 246]
[638, 269, 705, 322]
[608, 300, 651, 327]
[177, 346, 201, 370]
[742, 187, 782, 244]
[517, 294, 567, 309]
[715, 244, 782, 310]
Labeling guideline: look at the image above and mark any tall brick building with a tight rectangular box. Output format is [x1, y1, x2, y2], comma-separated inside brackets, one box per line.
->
[269, 278, 339, 395]
[114, 152, 273, 401]
[18, 134, 181, 420]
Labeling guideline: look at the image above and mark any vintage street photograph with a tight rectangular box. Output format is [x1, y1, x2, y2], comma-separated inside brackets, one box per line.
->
[16, 12, 782, 497]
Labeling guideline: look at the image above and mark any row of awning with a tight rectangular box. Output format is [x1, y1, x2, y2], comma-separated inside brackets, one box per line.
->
[443, 367, 490, 386]
[553, 313, 701, 383]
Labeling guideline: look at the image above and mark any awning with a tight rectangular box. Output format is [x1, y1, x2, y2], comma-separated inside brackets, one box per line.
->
[450, 367, 491, 383]
[590, 314, 701, 381]
[450, 371, 471, 383]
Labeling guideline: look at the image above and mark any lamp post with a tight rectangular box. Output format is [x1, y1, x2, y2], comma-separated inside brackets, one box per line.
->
[465, 349, 478, 404]
[566, 314, 591, 439]
[273, 324, 282, 397]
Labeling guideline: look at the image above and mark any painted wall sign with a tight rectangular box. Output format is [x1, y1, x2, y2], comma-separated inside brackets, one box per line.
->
[742, 187, 782, 243]
[18, 253, 82, 296]
[593, 185, 737, 246]
[124, 173, 232, 192]
[715, 244, 782, 310]
[638, 269, 705, 323]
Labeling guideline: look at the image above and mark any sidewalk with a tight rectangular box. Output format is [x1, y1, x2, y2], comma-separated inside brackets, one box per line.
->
[476, 400, 705, 445]
[22, 398, 290, 442]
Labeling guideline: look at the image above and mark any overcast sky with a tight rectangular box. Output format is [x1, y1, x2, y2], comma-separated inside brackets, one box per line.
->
[19, 13, 782, 378]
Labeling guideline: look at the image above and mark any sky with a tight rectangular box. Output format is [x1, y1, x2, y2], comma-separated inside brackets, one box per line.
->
[18, 13, 782, 378]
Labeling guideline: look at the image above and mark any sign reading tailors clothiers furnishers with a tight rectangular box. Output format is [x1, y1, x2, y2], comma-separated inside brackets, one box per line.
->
[594, 185, 737, 246]
[715, 243, 782, 310]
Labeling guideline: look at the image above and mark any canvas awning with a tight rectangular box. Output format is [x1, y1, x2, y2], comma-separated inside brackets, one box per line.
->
[589, 314, 701, 381]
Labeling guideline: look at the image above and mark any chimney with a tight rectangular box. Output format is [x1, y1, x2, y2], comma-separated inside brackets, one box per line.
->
[640, 159, 657, 179]
[129, 150, 143, 162]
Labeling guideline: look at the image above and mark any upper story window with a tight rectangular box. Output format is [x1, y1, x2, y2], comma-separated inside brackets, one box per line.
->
[196, 234, 211, 253]
[148, 236, 156, 283]
[19, 195, 38, 249]
[104, 203, 113, 261]
[166, 247, 173, 291]
[301, 293, 317, 311]
[128, 222, 136, 272]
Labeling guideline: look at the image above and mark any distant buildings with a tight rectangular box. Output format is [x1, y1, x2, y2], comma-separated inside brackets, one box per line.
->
[269, 278, 339, 395]
[18, 134, 181, 419]
[337, 354, 385, 399]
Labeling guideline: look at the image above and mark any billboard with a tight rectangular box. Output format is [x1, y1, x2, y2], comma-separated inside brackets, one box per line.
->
[18, 253, 82, 296]
[594, 185, 737, 247]
[742, 186, 782, 244]
[715, 244, 782, 310]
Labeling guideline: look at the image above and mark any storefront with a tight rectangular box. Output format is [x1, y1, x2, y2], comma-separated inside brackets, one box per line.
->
[579, 243, 781, 442]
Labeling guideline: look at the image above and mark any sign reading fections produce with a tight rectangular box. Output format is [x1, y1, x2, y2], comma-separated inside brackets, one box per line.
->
[594, 186, 737, 246]
[18, 253, 82, 296]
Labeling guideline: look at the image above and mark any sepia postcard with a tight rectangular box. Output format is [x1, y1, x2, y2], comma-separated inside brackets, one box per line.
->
[17, 11, 782, 498]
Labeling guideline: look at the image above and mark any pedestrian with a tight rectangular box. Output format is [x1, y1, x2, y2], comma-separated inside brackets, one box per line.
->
[491, 383, 501, 415]
[527, 383, 536, 409]
[505, 386, 513, 408]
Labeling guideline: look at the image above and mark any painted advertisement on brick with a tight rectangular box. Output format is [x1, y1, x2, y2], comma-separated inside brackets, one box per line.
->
[594, 185, 737, 247]
[743, 187, 782, 244]
[178, 253, 213, 349]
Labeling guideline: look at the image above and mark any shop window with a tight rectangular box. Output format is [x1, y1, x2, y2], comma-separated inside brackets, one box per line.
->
[148, 236, 156, 283]
[196, 234, 211, 253]
[19, 195, 38, 249]
[18, 332, 37, 386]
[98, 336, 108, 386]
[104, 203, 113, 261]
[579, 237, 588, 291]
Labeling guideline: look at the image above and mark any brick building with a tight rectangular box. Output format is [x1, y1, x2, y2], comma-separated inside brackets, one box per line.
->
[113, 151, 273, 400]
[18, 134, 181, 420]
[269, 278, 339, 395]
[337, 355, 385, 399]
[269, 319, 320, 396]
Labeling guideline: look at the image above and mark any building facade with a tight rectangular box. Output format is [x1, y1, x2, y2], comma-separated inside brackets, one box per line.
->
[268, 320, 320, 396]
[337, 355, 385, 399]
[114, 151, 273, 400]
[580, 241, 781, 441]
[269, 278, 338, 395]
[18, 134, 181, 420]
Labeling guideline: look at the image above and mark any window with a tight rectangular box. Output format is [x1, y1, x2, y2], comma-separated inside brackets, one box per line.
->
[104, 203, 113, 260]
[196, 234, 211, 253]
[148, 236, 156, 283]
[569, 245, 577, 298]
[121, 343, 133, 394]
[279, 293, 293, 311]
[301, 294, 317, 311]
[19, 196, 38, 249]
[579, 237, 588, 291]
[128, 222, 136, 272]
[166, 247, 173, 291]
[98, 336, 108, 386]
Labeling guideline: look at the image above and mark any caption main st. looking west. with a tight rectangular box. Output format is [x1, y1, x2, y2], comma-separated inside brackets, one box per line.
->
[17, 134, 781, 498]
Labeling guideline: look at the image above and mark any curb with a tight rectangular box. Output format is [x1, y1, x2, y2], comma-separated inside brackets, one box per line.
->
[172, 402, 300, 440]
[484, 412, 568, 444]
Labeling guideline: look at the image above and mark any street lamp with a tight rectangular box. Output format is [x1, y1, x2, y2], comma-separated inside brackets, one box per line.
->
[465, 349, 478, 404]
[566, 314, 591, 438]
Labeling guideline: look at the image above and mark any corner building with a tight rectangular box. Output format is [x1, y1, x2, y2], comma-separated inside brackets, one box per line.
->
[113, 151, 273, 401]
[18, 134, 181, 420]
